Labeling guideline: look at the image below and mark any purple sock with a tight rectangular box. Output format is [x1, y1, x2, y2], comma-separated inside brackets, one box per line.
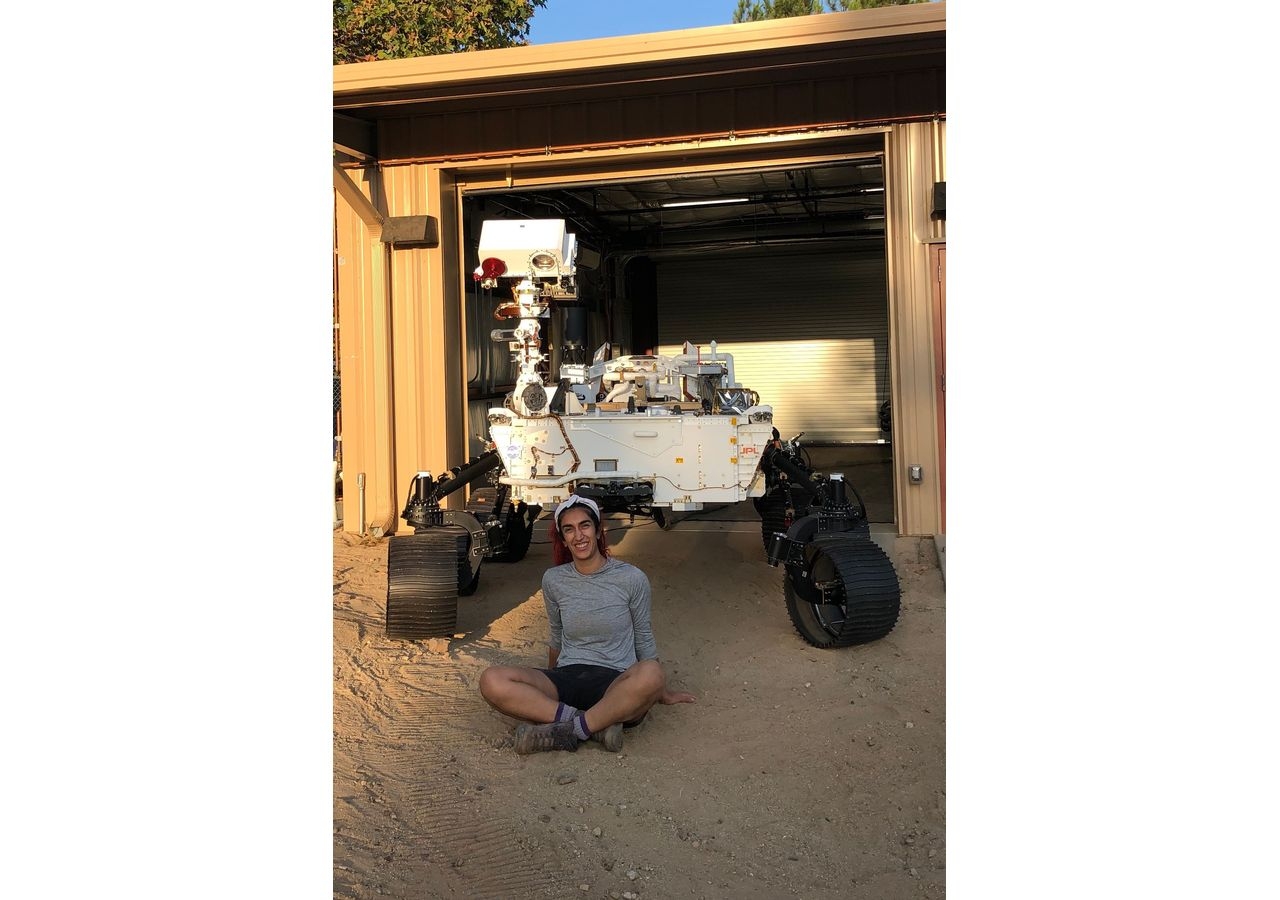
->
[571, 713, 592, 741]
[555, 702, 580, 723]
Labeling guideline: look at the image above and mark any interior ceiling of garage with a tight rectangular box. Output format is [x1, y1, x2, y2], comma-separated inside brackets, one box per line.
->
[467, 160, 885, 258]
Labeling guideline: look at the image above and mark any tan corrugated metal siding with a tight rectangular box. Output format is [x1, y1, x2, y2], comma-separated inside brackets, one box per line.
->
[334, 164, 469, 535]
[884, 121, 945, 536]
[333, 167, 398, 534]
[380, 164, 467, 532]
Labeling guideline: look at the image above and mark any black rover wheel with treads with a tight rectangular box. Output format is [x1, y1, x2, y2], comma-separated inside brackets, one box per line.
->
[450, 528, 481, 596]
[494, 503, 538, 562]
[757, 490, 793, 553]
[466, 487, 537, 563]
[783, 533, 901, 648]
[386, 530, 461, 638]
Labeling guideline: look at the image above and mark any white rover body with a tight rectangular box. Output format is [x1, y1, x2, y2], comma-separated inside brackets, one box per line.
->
[474, 218, 775, 517]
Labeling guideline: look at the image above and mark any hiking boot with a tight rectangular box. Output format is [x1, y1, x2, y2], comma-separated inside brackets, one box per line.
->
[590, 722, 624, 752]
[514, 721, 580, 755]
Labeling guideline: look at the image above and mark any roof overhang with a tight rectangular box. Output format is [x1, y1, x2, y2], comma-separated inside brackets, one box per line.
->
[336, 4, 944, 104]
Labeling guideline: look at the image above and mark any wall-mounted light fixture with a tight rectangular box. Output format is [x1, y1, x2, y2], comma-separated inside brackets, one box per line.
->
[660, 197, 751, 209]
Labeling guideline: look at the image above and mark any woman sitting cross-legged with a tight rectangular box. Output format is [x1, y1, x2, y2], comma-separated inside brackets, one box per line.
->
[478, 495, 695, 754]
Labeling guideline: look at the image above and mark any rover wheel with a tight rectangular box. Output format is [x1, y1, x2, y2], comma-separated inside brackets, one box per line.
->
[758, 491, 792, 552]
[652, 508, 673, 531]
[386, 531, 459, 639]
[783, 534, 901, 648]
[491, 503, 538, 562]
[465, 486, 498, 518]
[451, 528, 482, 596]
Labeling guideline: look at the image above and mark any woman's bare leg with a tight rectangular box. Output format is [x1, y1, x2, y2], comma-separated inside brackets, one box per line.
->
[479, 666, 560, 724]
[582, 659, 666, 732]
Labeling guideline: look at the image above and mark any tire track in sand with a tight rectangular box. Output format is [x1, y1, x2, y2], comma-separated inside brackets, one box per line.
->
[335, 551, 571, 899]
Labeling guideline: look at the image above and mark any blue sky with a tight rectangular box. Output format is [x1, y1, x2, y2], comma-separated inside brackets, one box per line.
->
[527, 0, 743, 44]
[526, 0, 943, 45]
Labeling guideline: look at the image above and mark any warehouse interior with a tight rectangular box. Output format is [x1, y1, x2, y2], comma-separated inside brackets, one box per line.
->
[459, 155, 895, 522]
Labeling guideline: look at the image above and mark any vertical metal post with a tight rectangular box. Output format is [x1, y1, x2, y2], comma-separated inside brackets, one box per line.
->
[357, 473, 367, 535]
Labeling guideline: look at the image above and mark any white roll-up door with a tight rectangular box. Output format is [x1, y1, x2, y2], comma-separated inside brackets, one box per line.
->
[656, 248, 888, 443]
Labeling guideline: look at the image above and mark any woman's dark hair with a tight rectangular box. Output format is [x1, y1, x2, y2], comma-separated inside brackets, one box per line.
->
[549, 505, 610, 566]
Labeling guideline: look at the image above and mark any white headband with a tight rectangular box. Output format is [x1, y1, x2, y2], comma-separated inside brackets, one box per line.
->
[554, 494, 601, 529]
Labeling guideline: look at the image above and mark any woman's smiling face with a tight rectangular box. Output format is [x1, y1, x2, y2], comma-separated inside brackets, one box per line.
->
[558, 507, 600, 564]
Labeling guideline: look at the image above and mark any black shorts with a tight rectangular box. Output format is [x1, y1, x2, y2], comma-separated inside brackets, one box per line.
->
[540, 664, 646, 727]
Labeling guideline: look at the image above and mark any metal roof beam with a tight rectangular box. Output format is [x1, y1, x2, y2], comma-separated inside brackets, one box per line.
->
[332, 162, 384, 237]
[334, 113, 376, 161]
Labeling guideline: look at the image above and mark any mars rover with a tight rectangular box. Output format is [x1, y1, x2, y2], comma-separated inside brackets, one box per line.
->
[385, 219, 900, 649]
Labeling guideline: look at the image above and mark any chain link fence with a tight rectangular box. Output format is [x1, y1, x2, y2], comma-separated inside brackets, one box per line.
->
[333, 374, 342, 464]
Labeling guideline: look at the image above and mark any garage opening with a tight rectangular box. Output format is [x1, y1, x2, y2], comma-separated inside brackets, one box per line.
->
[459, 157, 895, 524]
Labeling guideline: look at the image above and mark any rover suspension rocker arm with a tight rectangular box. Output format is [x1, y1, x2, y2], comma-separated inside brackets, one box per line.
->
[764, 467, 868, 569]
[400, 448, 503, 550]
[760, 441, 826, 505]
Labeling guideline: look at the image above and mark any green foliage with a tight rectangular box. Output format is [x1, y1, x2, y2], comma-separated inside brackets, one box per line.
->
[732, 0, 928, 23]
[334, 0, 548, 64]
[733, 0, 821, 22]
[831, 0, 932, 8]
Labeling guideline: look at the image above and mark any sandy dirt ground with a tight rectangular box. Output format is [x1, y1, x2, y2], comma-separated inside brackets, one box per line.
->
[334, 504, 945, 899]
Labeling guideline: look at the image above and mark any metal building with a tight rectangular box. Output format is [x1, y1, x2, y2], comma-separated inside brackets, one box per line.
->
[333, 3, 946, 538]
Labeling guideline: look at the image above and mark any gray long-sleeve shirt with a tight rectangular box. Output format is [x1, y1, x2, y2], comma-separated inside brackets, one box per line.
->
[541, 557, 658, 671]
